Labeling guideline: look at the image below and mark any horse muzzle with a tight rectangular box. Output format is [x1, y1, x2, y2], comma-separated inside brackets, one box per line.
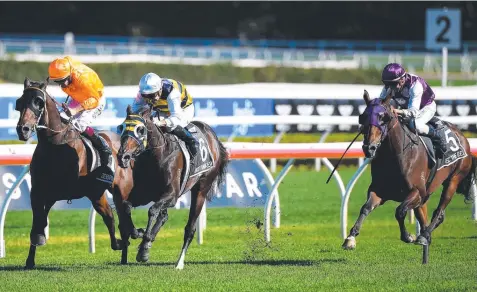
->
[362, 143, 379, 158]
[16, 124, 34, 141]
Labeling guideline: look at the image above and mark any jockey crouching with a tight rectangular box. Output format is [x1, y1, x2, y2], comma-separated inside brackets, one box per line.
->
[48, 56, 114, 180]
[132, 72, 199, 160]
[379, 63, 448, 158]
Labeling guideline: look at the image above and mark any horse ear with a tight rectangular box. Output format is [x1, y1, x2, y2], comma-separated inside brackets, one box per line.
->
[126, 104, 132, 115]
[363, 90, 371, 105]
[24, 77, 31, 89]
[39, 78, 48, 90]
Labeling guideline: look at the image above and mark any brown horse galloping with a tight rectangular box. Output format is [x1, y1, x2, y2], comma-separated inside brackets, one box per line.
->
[342, 90, 476, 263]
[15, 78, 136, 269]
[115, 105, 228, 269]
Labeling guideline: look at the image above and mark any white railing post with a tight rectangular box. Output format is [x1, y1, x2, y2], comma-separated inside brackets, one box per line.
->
[270, 130, 287, 173]
[315, 126, 334, 171]
[0, 165, 30, 258]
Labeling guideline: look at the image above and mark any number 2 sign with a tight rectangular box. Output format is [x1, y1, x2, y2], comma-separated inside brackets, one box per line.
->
[426, 8, 461, 50]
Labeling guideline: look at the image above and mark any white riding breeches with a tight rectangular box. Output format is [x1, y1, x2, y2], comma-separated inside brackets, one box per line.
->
[157, 103, 195, 131]
[60, 98, 106, 132]
[413, 101, 436, 135]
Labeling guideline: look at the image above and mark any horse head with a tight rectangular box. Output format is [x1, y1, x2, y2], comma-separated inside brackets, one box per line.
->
[15, 77, 49, 141]
[359, 89, 395, 158]
[117, 105, 153, 168]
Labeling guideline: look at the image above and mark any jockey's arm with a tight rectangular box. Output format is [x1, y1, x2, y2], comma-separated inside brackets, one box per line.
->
[153, 89, 182, 130]
[402, 82, 424, 118]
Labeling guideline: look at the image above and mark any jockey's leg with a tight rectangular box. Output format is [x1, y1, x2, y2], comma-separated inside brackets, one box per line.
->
[72, 103, 112, 169]
[171, 125, 198, 158]
[415, 102, 447, 158]
[167, 105, 199, 159]
[81, 126, 112, 166]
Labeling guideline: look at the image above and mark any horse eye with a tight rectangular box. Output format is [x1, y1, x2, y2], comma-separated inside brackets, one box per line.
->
[34, 97, 44, 107]
[137, 126, 145, 136]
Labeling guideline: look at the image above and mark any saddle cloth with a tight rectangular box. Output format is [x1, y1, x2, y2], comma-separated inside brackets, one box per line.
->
[171, 123, 214, 196]
[80, 135, 116, 184]
[418, 117, 467, 171]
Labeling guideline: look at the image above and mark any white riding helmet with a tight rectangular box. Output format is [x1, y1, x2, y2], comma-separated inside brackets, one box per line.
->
[139, 72, 162, 95]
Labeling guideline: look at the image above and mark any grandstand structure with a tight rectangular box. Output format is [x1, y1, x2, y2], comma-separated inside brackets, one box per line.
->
[1, 33, 476, 77]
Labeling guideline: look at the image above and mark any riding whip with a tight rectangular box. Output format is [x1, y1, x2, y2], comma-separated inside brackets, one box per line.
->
[325, 131, 362, 184]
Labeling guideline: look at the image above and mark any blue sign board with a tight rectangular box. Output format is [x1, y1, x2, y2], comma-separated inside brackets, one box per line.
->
[0, 96, 274, 140]
[426, 8, 461, 50]
[0, 159, 274, 211]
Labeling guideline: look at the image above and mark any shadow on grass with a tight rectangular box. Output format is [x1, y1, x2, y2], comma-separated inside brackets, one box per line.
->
[0, 265, 64, 272]
[106, 258, 346, 267]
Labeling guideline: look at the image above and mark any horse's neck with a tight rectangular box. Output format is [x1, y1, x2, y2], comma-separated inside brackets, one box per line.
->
[148, 125, 176, 156]
[38, 96, 74, 146]
[386, 119, 418, 173]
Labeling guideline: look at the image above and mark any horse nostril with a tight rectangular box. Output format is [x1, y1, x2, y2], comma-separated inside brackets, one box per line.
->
[123, 154, 131, 161]
[22, 126, 30, 132]
[369, 145, 377, 152]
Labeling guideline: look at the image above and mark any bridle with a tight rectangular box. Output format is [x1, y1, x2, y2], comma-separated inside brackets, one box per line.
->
[117, 114, 149, 159]
[17, 86, 77, 143]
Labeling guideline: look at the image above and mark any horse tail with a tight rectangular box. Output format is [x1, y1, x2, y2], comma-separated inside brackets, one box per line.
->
[210, 138, 229, 201]
[208, 129, 229, 202]
[455, 155, 477, 203]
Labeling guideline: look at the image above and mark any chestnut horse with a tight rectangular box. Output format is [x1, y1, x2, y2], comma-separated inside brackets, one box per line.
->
[15, 78, 135, 269]
[115, 105, 228, 269]
[342, 90, 476, 263]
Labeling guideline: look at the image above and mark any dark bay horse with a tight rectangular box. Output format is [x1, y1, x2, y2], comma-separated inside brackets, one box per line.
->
[15, 78, 135, 269]
[115, 105, 228, 269]
[342, 90, 476, 263]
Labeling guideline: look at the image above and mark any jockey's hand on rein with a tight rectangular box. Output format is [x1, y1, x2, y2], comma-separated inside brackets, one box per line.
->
[392, 108, 404, 116]
[153, 116, 167, 127]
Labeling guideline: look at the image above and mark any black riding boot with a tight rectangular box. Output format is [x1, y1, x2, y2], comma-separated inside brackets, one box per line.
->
[171, 125, 199, 159]
[81, 127, 112, 167]
[427, 127, 447, 159]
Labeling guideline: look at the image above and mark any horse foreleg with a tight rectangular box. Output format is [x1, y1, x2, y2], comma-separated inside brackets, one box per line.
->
[342, 190, 382, 250]
[175, 185, 207, 270]
[136, 200, 169, 263]
[395, 188, 422, 244]
[25, 197, 54, 269]
[416, 178, 459, 246]
[90, 193, 121, 251]
[113, 197, 133, 265]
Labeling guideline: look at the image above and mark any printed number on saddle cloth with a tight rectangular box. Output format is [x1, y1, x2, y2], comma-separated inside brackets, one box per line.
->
[198, 138, 208, 162]
[442, 129, 467, 166]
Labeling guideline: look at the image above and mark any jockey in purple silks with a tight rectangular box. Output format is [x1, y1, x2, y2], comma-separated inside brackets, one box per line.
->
[379, 63, 448, 158]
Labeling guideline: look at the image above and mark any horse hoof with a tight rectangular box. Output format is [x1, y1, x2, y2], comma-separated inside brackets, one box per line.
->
[30, 234, 46, 246]
[131, 228, 145, 240]
[342, 236, 356, 250]
[136, 250, 149, 263]
[401, 234, 416, 244]
[175, 263, 184, 270]
[415, 235, 429, 246]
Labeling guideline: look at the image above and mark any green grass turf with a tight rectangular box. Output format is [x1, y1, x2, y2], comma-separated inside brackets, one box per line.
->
[0, 168, 476, 291]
